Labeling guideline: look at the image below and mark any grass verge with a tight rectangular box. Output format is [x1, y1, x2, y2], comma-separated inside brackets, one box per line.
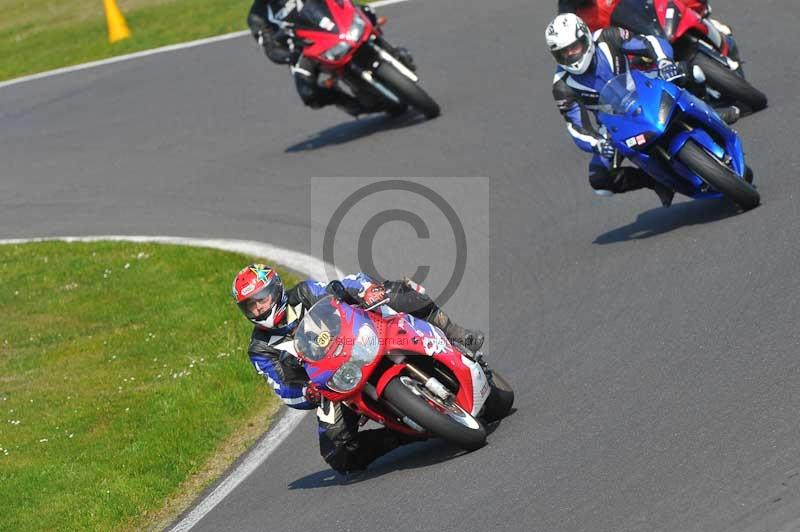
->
[1, 0, 251, 82]
[1, 0, 378, 82]
[0, 241, 295, 532]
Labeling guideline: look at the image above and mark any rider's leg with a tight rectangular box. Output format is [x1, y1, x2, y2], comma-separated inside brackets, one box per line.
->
[292, 56, 365, 116]
[383, 280, 484, 352]
[317, 400, 418, 474]
[589, 155, 675, 207]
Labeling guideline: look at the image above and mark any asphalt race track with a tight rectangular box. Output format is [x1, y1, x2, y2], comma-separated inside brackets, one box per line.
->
[3, 0, 800, 530]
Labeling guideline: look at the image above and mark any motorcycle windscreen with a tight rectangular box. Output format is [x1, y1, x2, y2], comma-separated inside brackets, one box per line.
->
[597, 72, 639, 115]
[295, 0, 339, 33]
[610, 0, 664, 37]
[294, 296, 342, 361]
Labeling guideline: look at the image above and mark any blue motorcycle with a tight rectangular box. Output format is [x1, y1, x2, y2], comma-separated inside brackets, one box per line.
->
[597, 70, 760, 210]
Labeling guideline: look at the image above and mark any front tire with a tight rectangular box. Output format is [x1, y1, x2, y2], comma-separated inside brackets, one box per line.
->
[677, 140, 760, 210]
[374, 62, 440, 119]
[383, 376, 486, 451]
[692, 53, 767, 111]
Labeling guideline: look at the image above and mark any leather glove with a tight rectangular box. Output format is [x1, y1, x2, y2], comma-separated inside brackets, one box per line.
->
[596, 138, 616, 160]
[259, 30, 298, 65]
[325, 280, 348, 301]
[303, 382, 322, 406]
[658, 59, 684, 82]
[361, 283, 387, 307]
[278, 351, 303, 368]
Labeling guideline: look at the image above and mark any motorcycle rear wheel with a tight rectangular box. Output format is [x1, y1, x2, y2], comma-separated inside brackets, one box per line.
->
[692, 53, 767, 111]
[383, 376, 486, 451]
[677, 140, 760, 210]
[374, 62, 440, 119]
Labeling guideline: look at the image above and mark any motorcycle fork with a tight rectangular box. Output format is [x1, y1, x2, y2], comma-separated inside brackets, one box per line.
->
[403, 363, 453, 402]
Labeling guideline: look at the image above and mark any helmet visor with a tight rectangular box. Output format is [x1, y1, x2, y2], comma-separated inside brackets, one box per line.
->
[552, 33, 591, 67]
[238, 283, 282, 321]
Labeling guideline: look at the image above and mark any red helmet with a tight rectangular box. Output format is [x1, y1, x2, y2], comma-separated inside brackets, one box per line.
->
[231, 264, 287, 330]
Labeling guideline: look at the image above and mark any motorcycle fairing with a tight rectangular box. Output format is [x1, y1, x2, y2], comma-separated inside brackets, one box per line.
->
[599, 71, 745, 198]
[293, 0, 374, 66]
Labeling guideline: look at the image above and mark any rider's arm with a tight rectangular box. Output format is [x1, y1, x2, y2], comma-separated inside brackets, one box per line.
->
[552, 69, 604, 154]
[248, 333, 317, 410]
[340, 273, 383, 304]
[246, 0, 297, 64]
[610, 27, 674, 62]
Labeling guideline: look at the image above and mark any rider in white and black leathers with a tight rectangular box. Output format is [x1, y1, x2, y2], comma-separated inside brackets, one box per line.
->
[231, 265, 484, 474]
[547, 13, 739, 207]
[247, 0, 414, 116]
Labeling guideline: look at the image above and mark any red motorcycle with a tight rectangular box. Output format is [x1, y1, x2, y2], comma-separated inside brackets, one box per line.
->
[278, 0, 440, 118]
[292, 296, 514, 450]
[610, 0, 767, 111]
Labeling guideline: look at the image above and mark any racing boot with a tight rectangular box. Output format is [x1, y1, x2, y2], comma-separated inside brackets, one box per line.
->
[328, 89, 367, 117]
[395, 47, 417, 72]
[428, 308, 484, 353]
[652, 180, 675, 208]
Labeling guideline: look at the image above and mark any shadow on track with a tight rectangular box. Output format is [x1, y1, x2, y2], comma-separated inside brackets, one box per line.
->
[287, 416, 512, 490]
[285, 112, 426, 153]
[593, 198, 743, 244]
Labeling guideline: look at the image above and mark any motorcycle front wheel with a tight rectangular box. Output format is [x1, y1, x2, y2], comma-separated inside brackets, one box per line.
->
[383, 376, 486, 451]
[677, 140, 760, 210]
[373, 62, 440, 119]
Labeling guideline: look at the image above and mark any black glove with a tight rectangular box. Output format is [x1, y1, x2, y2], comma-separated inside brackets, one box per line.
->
[360, 4, 378, 25]
[258, 30, 298, 65]
[278, 351, 304, 369]
[596, 138, 616, 160]
[658, 59, 684, 83]
[325, 280, 349, 301]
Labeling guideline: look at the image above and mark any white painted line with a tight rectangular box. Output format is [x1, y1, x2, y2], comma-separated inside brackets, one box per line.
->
[0, 235, 343, 531]
[0, 0, 411, 90]
[170, 409, 309, 532]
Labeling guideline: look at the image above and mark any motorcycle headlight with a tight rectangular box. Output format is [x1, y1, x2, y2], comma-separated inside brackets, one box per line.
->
[323, 41, 353, 61]
[328, 361, 363, 392]
[351, 324, 379, 364]
[658, 91, 675, 125]
[346, 14, 366, 42]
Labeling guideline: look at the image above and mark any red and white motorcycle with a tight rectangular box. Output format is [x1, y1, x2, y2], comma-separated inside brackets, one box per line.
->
[291, 296, 514, 450]
[277, 0, 440, 118]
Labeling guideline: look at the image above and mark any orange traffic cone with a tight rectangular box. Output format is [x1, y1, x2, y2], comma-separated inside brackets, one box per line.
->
[103, 0, 131, 43]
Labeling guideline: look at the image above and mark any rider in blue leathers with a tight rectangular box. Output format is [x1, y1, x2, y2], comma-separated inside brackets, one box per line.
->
[231, 265, 484, 473]
[546, 13, 739, 207]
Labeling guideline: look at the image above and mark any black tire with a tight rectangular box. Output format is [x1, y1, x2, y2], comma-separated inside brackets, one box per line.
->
[383, 376, 486, 451]
[692, 53, 767, 111]
[374, 62, 440, 119]
[677, 140, 760, 210]
[481, 370, 515, 422]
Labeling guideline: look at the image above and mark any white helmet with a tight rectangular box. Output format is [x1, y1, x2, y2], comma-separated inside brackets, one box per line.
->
[545, 13, 595, 75]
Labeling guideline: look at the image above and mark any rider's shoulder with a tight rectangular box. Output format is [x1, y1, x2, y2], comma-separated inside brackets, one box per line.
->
[597, 26, 630, 45]
[552, 68, 576, 98]
[250, 326, 287, 350]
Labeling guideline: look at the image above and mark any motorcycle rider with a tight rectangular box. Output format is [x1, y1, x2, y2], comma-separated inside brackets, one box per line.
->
[231, 264, 485, 473]
[247, 0, 415, 116]
[557, 0, 733, 37]
[546, 13, 740, 207]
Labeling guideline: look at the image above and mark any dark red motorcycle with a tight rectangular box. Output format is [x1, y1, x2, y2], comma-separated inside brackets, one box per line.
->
[611, 0, 767, 111]
[278, 0, 440, 118]
[292, 296, 514, 451]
